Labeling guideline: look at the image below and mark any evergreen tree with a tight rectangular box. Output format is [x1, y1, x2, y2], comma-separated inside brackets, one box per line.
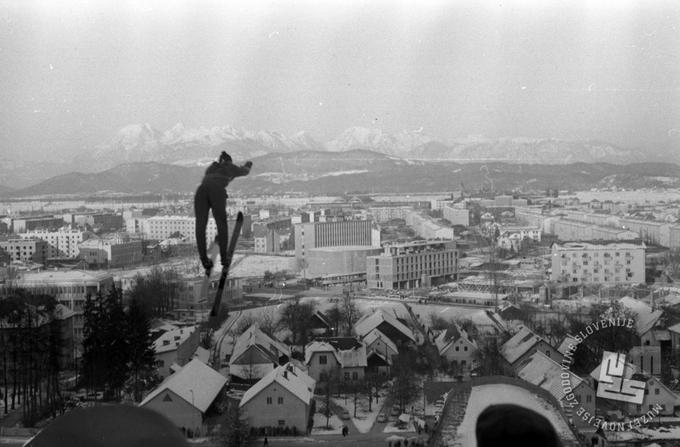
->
[125, 297, 157, 402]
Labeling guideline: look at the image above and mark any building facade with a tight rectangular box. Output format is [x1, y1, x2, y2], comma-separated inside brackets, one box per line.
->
[366, 240, 458, 290]
[20, 229, 84, 258]
[294, 219, 380, 261]
[550, 242, 646, 285]
[0, 238, 48, 264]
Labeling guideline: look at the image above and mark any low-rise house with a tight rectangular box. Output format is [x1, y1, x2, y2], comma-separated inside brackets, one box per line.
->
[626, 375, 678, 416]
[354, 309, 416, 347]
[500, 326, 562, 374]
[153, 325, 199, 379]
[362, 328, 399, 369]
[139, 359, 227, 436]
[627, 345, 662, 377]
[239, 363, 316, 433]
[517, 351, 596, 429]
[305, 337, 367, 382]
[618, 297, 664, 346]
[434, 325, 478, 374]
[229, 324, 290, 382]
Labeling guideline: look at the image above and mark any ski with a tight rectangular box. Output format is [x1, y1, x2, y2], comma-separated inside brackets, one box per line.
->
[210, 211, 243, 317]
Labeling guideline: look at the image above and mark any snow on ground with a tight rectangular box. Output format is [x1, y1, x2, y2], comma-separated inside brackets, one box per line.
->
[383, 421, 416, 433]
[605, 426, 680, 442]
[456, 383, 576, 447]
[311, 413, 343, 435]
[331, 392, 386, 434]
[229, 255, 297, 278]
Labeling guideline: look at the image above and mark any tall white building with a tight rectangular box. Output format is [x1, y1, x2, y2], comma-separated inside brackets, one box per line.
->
[144, 216, 218, 243]
[20, 228, 84, 258]
[550, 242, 645, 285]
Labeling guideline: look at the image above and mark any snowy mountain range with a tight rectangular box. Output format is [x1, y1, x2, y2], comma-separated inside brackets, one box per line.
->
[82, 123, 650, 168]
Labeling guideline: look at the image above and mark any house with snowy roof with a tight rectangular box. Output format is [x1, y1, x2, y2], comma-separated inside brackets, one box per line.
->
[618, 296, 664, 345]
[239, 363, 316, 433]
[434, 325, 478, 375]
[139, 359, 227, 436]
[353, 309, 416, 347]
[305, 337, 367, 382]
[362, 329, 398, 376]
[517, 351, 596, 429]
[229, 324, 290, 382]
[152, 325, 200, 379]
[500, 326, 562, 374]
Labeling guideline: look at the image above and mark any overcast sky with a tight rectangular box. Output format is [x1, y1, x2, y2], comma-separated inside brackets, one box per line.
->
[1, 0, 679, 161]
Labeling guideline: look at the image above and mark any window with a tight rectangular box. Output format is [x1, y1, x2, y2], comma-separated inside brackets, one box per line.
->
[586, 394, 592, 403]
[455, 346, 459, 351]
[352, 372, 358, 380]
[344, 372, 350, 380]
[266, 397, 272, 405]
[319, 355, 327, 365]
[464, 346, 468, 352]
[655, 388, 660, 395]
[278, 397, 284, 404]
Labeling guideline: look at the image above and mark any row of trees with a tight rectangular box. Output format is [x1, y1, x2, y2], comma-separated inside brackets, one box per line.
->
[233, 293, 363, 346]
[81, 287, 157, 401]
[0, 290, 63, 425]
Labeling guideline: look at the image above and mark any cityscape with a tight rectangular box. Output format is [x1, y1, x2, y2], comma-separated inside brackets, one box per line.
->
[2, 1, 680, 447]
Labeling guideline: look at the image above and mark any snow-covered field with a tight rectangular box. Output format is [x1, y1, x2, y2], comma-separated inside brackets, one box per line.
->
[229, 255, 297, 278]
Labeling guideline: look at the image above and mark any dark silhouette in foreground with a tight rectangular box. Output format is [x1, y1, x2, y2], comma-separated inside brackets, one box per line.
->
[475, 404, 563, 447]
[24, 405, 188, 447]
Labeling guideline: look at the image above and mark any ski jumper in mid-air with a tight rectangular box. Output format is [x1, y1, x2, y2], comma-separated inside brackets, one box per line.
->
[194, 151, 252, 275]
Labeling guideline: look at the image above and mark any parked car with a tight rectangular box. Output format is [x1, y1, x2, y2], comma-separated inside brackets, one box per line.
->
[390, 406, 401, 417]
[341, 410, 351, 420]
[377, 413, 387, 423]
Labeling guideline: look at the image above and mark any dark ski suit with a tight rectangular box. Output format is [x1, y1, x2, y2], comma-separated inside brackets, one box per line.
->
[194, 160, 251, 267]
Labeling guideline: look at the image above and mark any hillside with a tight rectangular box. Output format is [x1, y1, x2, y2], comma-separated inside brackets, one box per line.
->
[7, 150, 680, 197]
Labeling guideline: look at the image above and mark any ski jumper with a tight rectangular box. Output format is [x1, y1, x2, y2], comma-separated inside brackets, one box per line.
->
[194, 161, 251, 267]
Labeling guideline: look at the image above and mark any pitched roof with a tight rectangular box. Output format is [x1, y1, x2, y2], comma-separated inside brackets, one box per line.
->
[231, 324, 290, 365]
[304, 340, 367, 368]
[669, 322, 680, 334]
[434, 326, 477, 356]
[362, 329, 398, 355]
[557, 335, 580, 356]
[339, 344, 367, 368]
[304, 341, 342, 365]
[240, 363, 315, 408]
[501, 326, 541, 365]
[139, 359, 227, 413]
[354, 309, 415, 342]
[152, 326, 197, 354]
[517, 351, 586, 402]
[618, 296, 663, 336]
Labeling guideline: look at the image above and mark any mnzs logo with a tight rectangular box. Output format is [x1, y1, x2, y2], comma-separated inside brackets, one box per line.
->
[597, 351, 645, 405]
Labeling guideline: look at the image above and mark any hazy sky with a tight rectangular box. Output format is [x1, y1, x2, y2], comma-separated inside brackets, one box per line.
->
[1, 0, 679, 161]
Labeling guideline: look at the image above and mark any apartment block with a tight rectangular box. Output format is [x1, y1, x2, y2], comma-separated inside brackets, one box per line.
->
[20, 229, 84, 258]
[550, 242, 645, 285]
[294, 219, 380, 261]
[78, 236, 143, 267]
[368, 206, 413, 223]
[0, 237, 48, 264]
[11, 215, 65, 233]
[366, 240, 458, 290]
[443, 205, 470, 227]
[405, 211, 455, 239]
